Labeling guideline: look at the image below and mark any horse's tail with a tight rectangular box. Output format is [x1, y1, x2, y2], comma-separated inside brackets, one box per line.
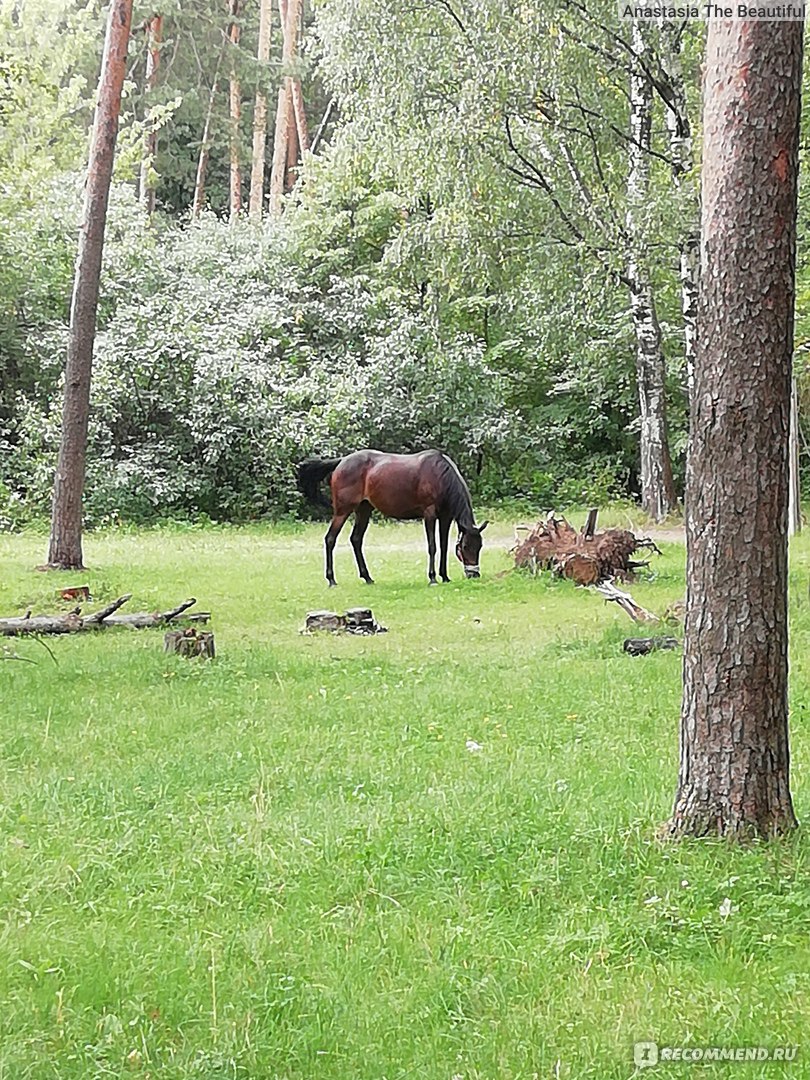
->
[297, 457, 342, 510]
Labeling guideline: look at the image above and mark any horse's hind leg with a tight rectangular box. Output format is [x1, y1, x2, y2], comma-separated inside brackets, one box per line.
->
[325, 512, 350, 587]
[424, 511, 438, 584]
[350, 501, 374, 584]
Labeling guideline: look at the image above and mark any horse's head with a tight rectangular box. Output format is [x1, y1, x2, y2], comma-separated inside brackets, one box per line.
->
[456, 521, 488, 578]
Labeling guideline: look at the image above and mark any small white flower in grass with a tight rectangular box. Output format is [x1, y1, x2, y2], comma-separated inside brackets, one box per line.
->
[681, 879, 690, 888]
[719, 897, 736, 919]
[466, 739, 483, 753]
[554, 779, 568, 793]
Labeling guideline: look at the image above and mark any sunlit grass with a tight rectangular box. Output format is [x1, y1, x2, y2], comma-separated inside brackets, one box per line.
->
[0, 519, 809, 1078]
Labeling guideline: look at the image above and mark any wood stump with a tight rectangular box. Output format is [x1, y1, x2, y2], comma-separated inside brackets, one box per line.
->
[164, 628, 215, 658]
[303, 608, 387, 635]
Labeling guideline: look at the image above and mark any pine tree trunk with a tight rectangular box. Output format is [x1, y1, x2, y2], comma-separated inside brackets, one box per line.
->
[248, 0, 272, 220]
[268, 78, 290, 216]
[625, 21, 677, 522]
[284, 86, 298, 190]
[228, 0, 242, 223]
[668, 19, 803, 841]
[139, 12, 162, 217]
[47, 0, 133, 570]
[287, 0, 308, 154]
[269, 0, 303, 215]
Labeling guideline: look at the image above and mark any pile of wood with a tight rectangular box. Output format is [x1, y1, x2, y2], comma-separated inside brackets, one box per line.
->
[512, 509, 659, 586]
[303, 607, 388, 635]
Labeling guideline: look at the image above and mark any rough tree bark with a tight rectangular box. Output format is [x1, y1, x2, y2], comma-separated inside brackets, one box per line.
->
[668, 18, 803, 840]
[47, 0, 133, 570]
[248, 0, 272, 220]
[139, 12, 162, 217]
[228, 0, 242, 223]
[625, 21, 677, 522]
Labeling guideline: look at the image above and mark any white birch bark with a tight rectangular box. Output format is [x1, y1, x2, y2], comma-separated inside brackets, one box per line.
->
[626, 20, 677, 521]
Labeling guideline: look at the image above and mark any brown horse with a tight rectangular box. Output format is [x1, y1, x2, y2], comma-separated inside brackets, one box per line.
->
[298, 450, 488, 586]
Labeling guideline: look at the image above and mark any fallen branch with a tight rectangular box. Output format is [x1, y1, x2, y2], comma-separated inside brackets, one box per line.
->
[594, 579, 659, 623]
[0, 596, 210, 636]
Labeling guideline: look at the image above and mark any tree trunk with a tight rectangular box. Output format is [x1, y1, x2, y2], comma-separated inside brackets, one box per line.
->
[139, 12, 162, 217]
[228, 0, 242, 223]
[192, 47, 225, 219]
[657, 20, 698, 400]
[284, 86, 298, 191]
[287, 0, 308, 154]
[269, 0, 303, 214]
[47, 0, 133, 570]
[789, 375, 801, 536]
[668, 19, 803, 840]
[625, 21, 677, 522]
[268, 78, 290, 216]
[248, 0, 272, 220]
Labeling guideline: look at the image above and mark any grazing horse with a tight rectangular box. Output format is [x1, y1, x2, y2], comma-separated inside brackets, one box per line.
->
[297, 449, 488, 586]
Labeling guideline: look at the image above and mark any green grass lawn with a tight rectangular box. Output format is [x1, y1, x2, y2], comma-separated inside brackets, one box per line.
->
[1, 519, 810, 1079]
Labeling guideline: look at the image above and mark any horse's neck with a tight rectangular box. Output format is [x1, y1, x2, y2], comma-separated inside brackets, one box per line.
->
[454, 501, 476, 531]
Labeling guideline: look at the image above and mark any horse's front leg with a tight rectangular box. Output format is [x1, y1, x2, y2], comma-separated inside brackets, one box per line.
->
[325, 512, 350, 587]
[438, 515, 451, 582]
[424, 512, 438, 584]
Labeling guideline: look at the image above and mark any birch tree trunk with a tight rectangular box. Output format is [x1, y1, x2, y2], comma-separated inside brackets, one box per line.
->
[668, 18, 803, 840]
[625, 21, 677, 522]
[139, 12, 162, 217]
[47, 0, 133, 570]
[228, 0, 242, 223]
[192, 47, 225, 219]
[657, 20, 698, 399]
[248, 0, 272, 220]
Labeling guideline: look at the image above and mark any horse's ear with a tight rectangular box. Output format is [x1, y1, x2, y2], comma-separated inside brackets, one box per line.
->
[478, 520, 488, 533]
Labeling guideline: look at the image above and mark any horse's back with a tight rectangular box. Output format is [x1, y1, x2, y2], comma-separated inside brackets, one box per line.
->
[332, 449, 444, 520]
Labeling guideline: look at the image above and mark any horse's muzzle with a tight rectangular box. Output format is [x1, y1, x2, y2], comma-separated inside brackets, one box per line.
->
[464, 565, 481, 579]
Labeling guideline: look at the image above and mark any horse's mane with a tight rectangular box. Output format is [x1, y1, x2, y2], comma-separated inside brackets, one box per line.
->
[436, 453, 476, 529]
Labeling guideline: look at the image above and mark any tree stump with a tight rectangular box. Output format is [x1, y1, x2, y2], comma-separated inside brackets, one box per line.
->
[163, 628, 215, 658]
[304, 610, 346, 633]
[302, 608, 387, 635]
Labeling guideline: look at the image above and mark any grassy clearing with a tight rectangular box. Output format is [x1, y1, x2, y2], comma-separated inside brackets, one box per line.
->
[1, 519, 809, 1079]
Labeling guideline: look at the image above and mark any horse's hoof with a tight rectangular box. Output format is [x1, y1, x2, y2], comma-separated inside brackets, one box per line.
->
[363, 578, 375, 585]
[327, 581, 337, 588]
[428, 579, 438, 586]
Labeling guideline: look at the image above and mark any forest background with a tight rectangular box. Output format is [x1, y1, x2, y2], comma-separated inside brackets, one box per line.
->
[2, 0, 806, 529]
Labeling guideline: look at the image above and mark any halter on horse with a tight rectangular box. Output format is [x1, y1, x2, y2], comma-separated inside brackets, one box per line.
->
[298, 449, 488, 586]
